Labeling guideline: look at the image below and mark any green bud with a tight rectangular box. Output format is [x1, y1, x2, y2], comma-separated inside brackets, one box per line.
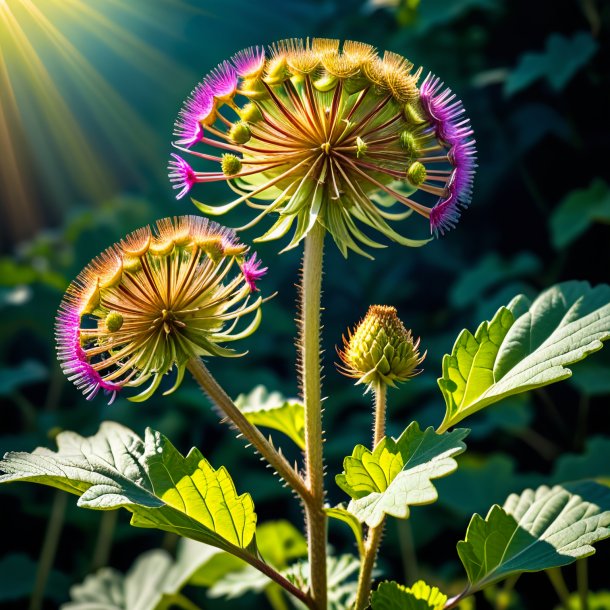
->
[221, 154, 242, 176]
[239, 103, 262, 123]
[337, 305, 424, 389]
[229, 122, 251, 145]
[399, 130, 419, 158]
[105, 312, 124, 333]
[403, 101, 427, 125]
[313, 73, 338, 92]
[406, 161, 427, 187]
[356, 137, 368, 158]
[343, 75, 370, 95]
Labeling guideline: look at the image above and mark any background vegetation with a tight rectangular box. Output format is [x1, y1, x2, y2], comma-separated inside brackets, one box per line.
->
[0, 0, 608, 608]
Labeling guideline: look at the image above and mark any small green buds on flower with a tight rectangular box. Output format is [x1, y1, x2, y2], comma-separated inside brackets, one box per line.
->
[105, 312, 124, 333]
[229, 121, 251, 144]
[403, 101, 427, 125]
[337, 305, 425, 390]
[406, 161, 427, 187]
[400, 131, 419, 158]
[239, 102, 262, 123]
[356, 137, 368, 158]
[222, 154, 242, 176]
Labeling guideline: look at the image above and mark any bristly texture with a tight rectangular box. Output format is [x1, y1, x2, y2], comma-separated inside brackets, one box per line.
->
[168, 38, 477, 256]
[337, 305, 425, 389]
[56, 216, 266, 404]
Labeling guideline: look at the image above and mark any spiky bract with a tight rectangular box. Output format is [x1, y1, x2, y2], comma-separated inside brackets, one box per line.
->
[337, 305, 425, 389]
[56, 216, 265, 404]
[169, 38, 477, 256]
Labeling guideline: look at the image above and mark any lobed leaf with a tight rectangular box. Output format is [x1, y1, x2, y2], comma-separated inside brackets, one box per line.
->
[235, 385, 305, 449]
[0, 422, 257, 555]
[336, 422, 468, 527]
[457, 481, 610, 592]
[438, 281, 610, 432]
[371, 580, 447, 610]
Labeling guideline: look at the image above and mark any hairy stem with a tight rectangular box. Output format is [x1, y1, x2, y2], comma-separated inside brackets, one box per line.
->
[354, 382, 388, 610]
[299, 222, 327, 609]
[187, 358, 308, 501]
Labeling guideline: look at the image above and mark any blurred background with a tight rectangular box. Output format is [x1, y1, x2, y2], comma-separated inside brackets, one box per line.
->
[1, 0, 609, 608]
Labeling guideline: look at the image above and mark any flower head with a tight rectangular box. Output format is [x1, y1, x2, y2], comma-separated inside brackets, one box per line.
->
[240, 253, 268, 292]
[56, 216, 265, 404]
[169, 38, 477, 256]
[337, 305, 425, 390]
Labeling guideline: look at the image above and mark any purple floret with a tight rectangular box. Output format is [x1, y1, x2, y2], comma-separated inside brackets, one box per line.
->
[168, 153, 197, 200]
[240, 253, 267, 292]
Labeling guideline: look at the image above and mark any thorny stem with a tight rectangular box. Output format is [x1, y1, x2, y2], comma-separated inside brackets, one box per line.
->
[299, 222, 328, 610]
[187, 358, 309, 501]
[354, 382, 388, 610]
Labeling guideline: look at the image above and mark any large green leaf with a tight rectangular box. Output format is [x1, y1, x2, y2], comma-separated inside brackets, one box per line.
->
[235, 385, 305, 449]
[505, 32, 598, 96]
[457, 481, 610, 592]
[336, 422, 468, 527]
[550, 179, 610, 250]
[63, 538, 216, 610]
[371, 580, 447, 610]
[438, 281, 610, 432]
[0, 422, 257, 554]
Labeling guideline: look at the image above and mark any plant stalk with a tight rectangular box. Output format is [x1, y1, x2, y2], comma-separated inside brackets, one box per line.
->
[547, 567, 571, 610]
[299, 222, 327, 609]
[354, 382, 388, 610]
[187, 358, 308, 501]
[577, 558, 589, 610]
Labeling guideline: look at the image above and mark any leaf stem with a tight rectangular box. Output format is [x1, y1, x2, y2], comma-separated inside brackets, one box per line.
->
[29, 490, 68, 610]
[547, 567, 571, 610]
[90, 509, 118, 570]
[577, 558, 588, 610]
[299, 222, 328, 609]
[187, 358, 308, 500]
[354, 381, 388, 610]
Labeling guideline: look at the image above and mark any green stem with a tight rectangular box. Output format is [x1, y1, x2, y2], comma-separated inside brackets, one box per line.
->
[299, 222, 327, 610]
[29, 490, 68, 610]
[547, 568, 571, 610]
[577, 558, 588, 610]
[187, 358, 308, 501]
[397, 519, 418, 584]
[354, 382, 388, 610]
[90, 509, 118, 570]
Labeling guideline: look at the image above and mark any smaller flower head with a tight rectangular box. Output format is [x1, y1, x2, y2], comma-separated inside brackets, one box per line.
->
[56, 216, 266, 404]
[240, 253, 268, 292]
[168, 153, 197, 199]
[337, 305, 425, 390]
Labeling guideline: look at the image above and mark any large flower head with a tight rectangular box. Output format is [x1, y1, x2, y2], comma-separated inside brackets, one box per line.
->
[56, 216, 266, 404]
[168, 38, 477, 257]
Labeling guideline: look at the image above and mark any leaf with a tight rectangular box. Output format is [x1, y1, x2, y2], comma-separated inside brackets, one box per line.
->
[551, 179, 610, 250]
[505, 32, 598, 96]
[63, 538, 216, 609]
[336, 422, 468, 527]
[326, 505, 365, 557]
[0, 422, 257, 555]
[552, 437, 610, 487]
[371, 580, 448, 610]
[235, 385, 305, 449]
[457, 481, 610, 592]
[438, 281, 610, 432]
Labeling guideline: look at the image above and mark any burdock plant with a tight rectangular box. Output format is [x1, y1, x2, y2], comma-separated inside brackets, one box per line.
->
[3, 38, 610, 610]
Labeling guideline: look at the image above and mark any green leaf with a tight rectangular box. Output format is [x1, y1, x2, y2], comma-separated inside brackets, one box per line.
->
[457, 481, 610, 592]
[336, 422, 468, 527]
[371, 580, 448, 610]
[63, 538, 216, 609]
[551, 179, 610, 250]
[438, 281, 610, 432]
[505, 32, 598, 96]
[235, 385, 305, 449]
[326, 505, 365, 557]
[0, 422, 257, 554]
[552, 437, 610, 487]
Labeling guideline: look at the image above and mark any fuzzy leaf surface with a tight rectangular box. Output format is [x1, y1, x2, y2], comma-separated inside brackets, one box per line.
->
[371, 580, 447, 610]
[235, 385, 305, 449]
[336, 422, 468, 527]
[438, 281, 610, 432]
[458, 481, 610, 591]
[0, 422, 257, 554]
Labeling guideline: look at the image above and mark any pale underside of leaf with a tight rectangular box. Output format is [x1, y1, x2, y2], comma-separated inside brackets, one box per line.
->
[438, 281, 610, 432]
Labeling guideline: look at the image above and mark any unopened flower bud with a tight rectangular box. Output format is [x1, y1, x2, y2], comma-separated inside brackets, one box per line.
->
[222, 154, 242, 176]
[239, 103, 262, 123]
[229, 122, 251, 144]
[105, 312, 124, 333]
[337, 305, 425, 389]
[406, 162, 427, 187]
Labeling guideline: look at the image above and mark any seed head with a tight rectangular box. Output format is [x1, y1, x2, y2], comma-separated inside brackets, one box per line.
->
[337, 305, 425, 389]
[168, 38, 477, 255]
[56, 216, 266, 404]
